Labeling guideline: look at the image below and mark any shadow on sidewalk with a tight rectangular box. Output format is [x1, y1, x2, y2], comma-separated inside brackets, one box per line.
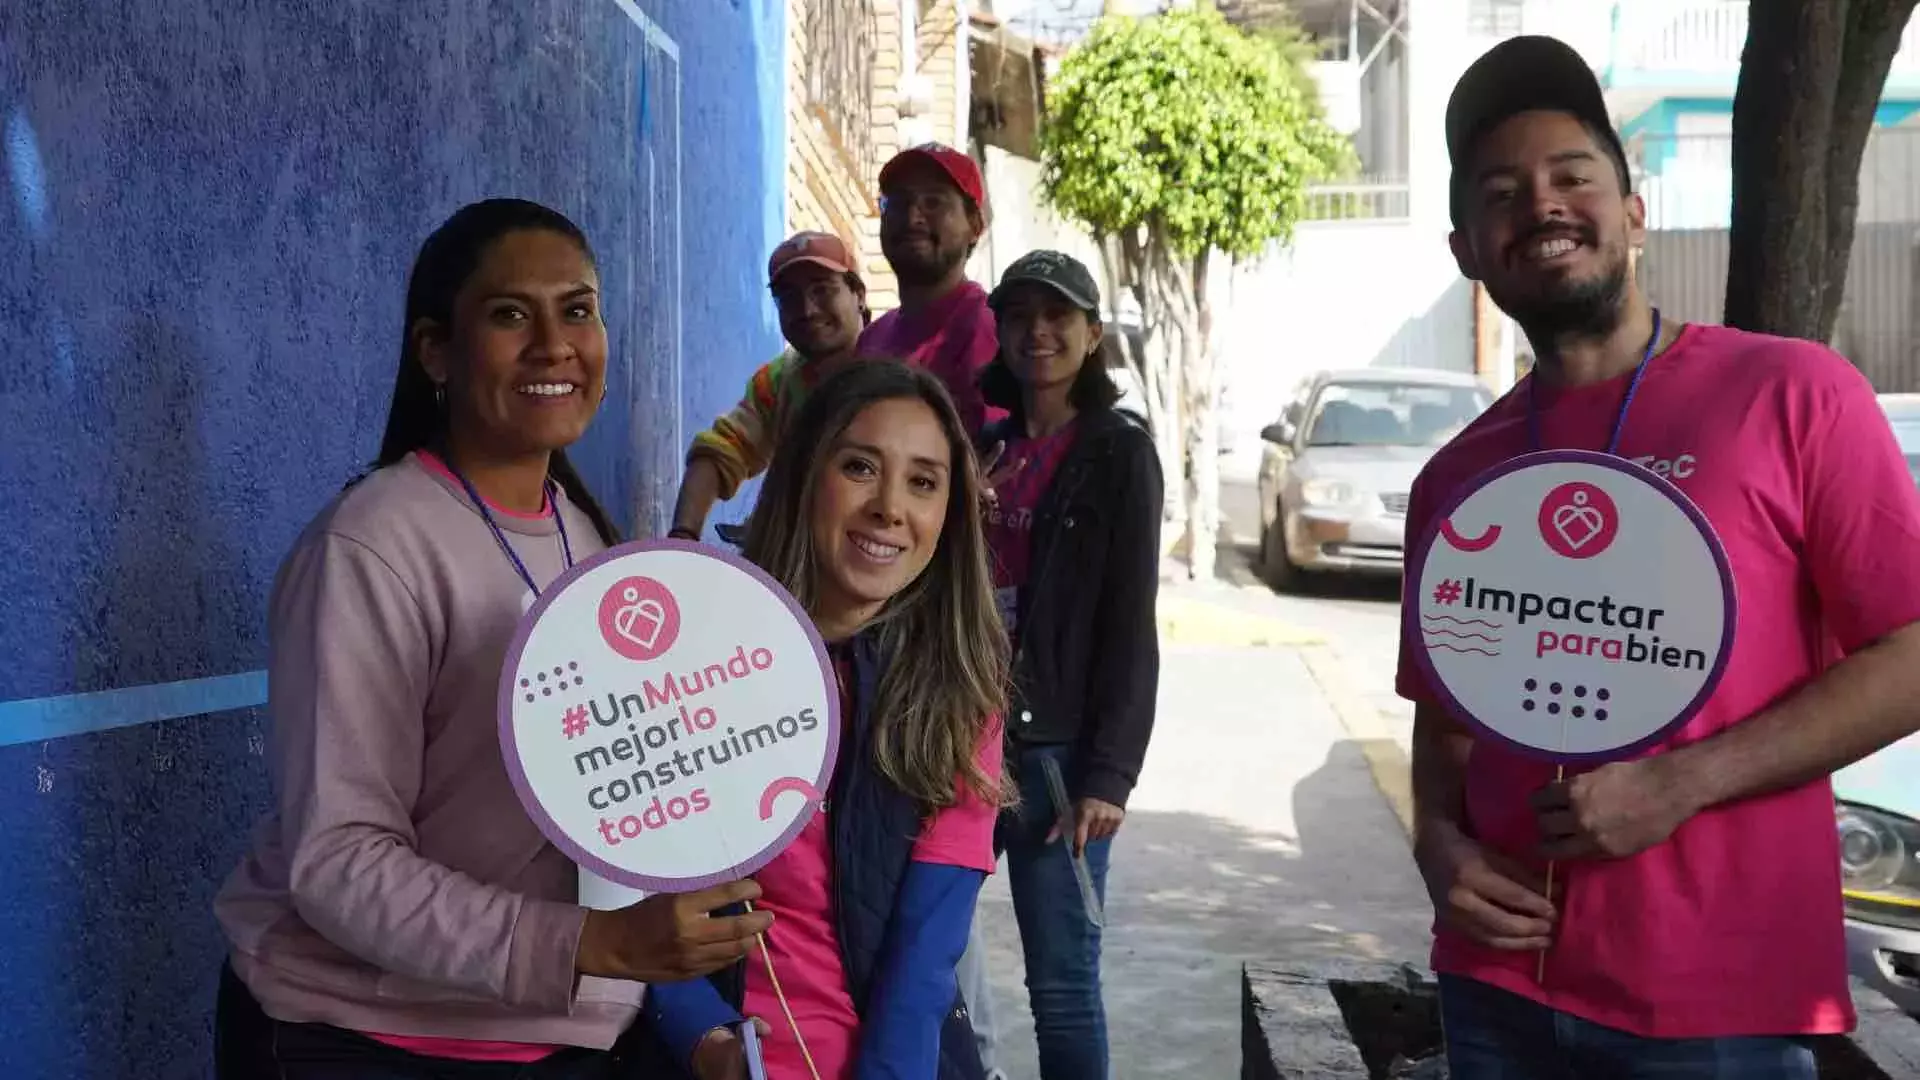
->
[974, 740, 1430, 1079]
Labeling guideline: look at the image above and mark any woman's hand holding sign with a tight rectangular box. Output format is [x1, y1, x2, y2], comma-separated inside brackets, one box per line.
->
[1532, 755, 1701, 861]
[576, 879, 773, 982]
[1415, 822, 1557, 952]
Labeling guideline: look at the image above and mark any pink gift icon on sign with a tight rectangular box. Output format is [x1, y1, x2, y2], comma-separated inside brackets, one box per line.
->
[1537, 482, 1619, 560]
[598, 577, 683, 662]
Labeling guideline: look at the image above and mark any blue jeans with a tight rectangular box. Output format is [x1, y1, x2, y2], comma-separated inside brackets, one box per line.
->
[997, 744, 1112, 1080]
[1439, 974, 1817, 1079]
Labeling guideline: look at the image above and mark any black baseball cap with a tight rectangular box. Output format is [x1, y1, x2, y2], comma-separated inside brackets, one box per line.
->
[1445, 35, 1630, 227]
[989, 250, 1101, 314]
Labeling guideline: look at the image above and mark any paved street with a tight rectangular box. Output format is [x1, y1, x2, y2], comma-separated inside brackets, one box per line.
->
[968, 486, 1433, 1079]
[1217, 480, 1413, 753]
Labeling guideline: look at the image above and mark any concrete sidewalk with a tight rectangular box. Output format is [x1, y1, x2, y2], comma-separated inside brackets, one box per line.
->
[970, 624, 1431, 1079]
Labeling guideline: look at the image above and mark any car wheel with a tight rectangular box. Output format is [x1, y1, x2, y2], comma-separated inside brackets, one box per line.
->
[1261, 510, 1304, 592]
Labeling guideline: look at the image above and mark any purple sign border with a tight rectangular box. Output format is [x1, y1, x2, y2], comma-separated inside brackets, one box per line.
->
[495, 538, 841, 894]
[1402, 449, 1738, 765]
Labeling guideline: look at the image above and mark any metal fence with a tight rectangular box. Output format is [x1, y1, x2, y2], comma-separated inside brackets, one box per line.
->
[1301, 174, 1410, 221]
[1630, 127, 1920, 393]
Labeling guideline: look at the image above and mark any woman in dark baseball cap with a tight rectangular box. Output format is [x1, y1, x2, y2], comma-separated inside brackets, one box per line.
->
[971, 250, 1162, 1080]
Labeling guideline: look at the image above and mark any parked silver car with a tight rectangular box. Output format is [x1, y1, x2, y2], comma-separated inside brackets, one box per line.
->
[1835, 393, 1920, 1018]
[1255, 368, 1492, 589]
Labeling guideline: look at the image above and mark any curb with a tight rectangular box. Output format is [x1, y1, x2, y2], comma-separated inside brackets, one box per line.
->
[1297, 644, 1416, 840]
[1157, 593, 1323, 648]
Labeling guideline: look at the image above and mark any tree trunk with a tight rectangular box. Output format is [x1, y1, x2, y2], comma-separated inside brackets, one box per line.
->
[1182, 251, 1221, 583]
[1121, 225, 1185, 538]
[1145, 222, 1202, 574]
[1725, 0, 1918, 342]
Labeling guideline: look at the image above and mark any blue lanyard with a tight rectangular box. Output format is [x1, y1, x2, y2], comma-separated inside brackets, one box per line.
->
[448, 462, 574, 597]
[1527, 308, 1662, 456]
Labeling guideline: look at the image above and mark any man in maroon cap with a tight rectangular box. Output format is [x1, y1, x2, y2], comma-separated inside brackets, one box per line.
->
[860, 142, 1003, 434]
[669, 230, 871, 540]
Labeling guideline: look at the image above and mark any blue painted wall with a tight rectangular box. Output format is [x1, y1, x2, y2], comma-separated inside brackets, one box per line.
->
[0, 1, 784, 1075]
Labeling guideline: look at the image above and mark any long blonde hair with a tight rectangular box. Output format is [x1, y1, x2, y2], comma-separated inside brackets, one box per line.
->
[742, 361, 1010, 810]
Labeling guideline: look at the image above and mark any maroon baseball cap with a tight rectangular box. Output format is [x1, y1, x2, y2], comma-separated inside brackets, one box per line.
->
[767, 231, 857, 285]
[879, 143, 990, 223]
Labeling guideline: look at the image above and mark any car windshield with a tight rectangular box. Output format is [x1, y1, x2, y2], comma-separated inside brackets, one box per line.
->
[1306, 381, 1490, 448]
[1888, 410, 1920, 485]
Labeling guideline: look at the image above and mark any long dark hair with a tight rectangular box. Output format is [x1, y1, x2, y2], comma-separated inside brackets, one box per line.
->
[742, 361, 1009, 811]
[367, 198, 621, 546]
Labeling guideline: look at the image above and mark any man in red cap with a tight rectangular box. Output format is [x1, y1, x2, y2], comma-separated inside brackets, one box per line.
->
[859, 142, 1002, 434]
[669, 231, 871, 540]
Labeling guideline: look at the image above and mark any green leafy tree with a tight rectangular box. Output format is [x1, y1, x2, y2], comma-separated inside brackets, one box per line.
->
[1040, 6, 1351, 577]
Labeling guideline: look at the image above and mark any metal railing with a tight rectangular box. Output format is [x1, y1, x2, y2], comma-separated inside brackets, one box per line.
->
[1301, 175, 1411, 222]
[1613, 1, 1920, 77]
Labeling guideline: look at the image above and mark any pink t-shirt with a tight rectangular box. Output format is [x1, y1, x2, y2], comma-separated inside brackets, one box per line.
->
[1396, 324, 1920, 1039]
[858, 280, 1004, 435]
[742, 669, 1003, 1080]
[987, 423, 1079, 639]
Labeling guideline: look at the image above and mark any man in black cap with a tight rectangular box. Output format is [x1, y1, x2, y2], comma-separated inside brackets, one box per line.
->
[1394, 34, 1920, 1077]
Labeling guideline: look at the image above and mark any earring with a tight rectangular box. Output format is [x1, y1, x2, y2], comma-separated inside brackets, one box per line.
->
[433, 383, 446, 406]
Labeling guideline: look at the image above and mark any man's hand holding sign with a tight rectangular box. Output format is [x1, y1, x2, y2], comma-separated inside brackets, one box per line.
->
[1530, 752, 1698, 862]
[1404, 345, 1741, 980]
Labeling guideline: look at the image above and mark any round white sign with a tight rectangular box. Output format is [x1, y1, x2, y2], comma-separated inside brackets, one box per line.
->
[1405, 450, 1736, 762]
[498, 540, 838, 892]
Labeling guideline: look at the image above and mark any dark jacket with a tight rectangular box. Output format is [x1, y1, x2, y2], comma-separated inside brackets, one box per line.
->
[638, 632, 985, 1080]
[980, 405, 1163, 808]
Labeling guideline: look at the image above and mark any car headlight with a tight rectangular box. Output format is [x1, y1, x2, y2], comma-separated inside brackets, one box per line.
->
[1300, 478, 1360, 508]
[1837, 802, 1920, 904]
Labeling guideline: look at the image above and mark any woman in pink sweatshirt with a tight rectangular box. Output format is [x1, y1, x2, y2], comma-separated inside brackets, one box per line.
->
[212, 199, 769, 1078]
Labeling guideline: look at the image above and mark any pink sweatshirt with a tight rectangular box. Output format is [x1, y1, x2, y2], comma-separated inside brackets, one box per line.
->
[214, 452, 643, 1049]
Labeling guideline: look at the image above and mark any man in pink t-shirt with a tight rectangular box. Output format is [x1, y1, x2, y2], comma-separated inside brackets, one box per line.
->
[859, 143, 1003, 436]
[1400, 36, 1920, 1076]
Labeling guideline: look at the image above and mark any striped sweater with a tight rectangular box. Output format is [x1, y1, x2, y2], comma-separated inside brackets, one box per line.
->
[686, 348, 825, 499]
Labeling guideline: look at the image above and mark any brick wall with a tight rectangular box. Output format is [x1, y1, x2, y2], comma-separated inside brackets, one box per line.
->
[784, 0, 970, 315]
[918, 0, 963, 150]
[786, 0, 891, 310]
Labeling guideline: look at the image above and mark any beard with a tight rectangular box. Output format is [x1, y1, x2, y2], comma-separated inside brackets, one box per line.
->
[1490, 241, 1632, 346]
[883, 231, 969, 288]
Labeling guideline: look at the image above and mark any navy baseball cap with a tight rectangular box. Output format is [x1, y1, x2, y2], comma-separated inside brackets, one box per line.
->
[1445, 35, 1630, 227]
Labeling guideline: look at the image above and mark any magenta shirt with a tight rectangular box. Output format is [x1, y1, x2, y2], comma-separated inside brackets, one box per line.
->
[1396, 324, 1920, 1038]
[986, 423, 1079, 640]
[857, 280, 1004, 435]
[741, 658, 1002, 1080]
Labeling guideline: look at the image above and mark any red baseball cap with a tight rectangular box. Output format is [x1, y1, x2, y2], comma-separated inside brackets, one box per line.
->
[879, 143, 990, 223]
[767, 231, 857, 285]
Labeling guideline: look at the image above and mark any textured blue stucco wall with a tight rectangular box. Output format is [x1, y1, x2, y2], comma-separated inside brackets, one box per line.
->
[0, 1, 784, 1075]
